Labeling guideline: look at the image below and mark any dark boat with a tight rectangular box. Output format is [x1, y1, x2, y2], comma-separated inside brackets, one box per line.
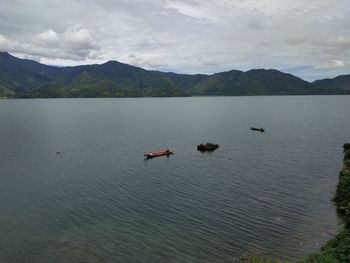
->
[251, 127, 265, 132]
[144, 149, 174, 160]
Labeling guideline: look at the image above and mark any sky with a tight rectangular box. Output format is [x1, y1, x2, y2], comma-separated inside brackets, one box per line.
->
[0, 0, 349, 81]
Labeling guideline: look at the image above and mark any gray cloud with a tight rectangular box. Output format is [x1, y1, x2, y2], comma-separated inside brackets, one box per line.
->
[248, 20, 264, 31]
[313, 36, 350, 55]
[0, 0, 349, 80]
[286, 37, 308, 46]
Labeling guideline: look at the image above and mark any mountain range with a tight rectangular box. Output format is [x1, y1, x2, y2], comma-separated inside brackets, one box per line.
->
[0, 52, 349, 98]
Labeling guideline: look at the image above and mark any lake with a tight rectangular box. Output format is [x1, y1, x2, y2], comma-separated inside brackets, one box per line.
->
[0, 96, 349, 262]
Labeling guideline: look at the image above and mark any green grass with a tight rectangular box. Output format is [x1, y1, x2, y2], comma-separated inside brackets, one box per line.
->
[298, 229, 350, 263]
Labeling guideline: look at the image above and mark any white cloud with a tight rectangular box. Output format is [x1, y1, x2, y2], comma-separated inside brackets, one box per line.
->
[0, 0, 349, 80]
[0, 34, 11, 51]
[165, 1, 218, 23]
[37, 29, 58, 44]
[315, 59, 347, 69]
[63, 26, 98, 50]
[1, 26, 100, 61]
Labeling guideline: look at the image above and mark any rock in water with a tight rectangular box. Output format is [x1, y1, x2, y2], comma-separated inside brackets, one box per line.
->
[197, 143, 219, 152]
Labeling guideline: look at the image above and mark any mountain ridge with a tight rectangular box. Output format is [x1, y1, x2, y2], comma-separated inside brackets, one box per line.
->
[0, 52, 349, 98]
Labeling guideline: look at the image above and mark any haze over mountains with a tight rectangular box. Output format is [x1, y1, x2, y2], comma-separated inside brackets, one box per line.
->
[0, 52, 349, 98]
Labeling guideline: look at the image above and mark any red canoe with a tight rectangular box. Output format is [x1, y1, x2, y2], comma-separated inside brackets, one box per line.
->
[144, 149, 174, 159]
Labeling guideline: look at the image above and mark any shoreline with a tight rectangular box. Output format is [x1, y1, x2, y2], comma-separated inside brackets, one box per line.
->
[1, 94, 350, 100]
[242, 144, 350, 263]
[298, 143, 350, 262]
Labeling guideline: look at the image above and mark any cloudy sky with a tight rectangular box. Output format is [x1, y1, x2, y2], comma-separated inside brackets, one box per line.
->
[0, 0, 349, 81]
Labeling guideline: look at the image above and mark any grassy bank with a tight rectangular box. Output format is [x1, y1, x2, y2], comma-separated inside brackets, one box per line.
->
[298, 173, 350, 262]
[298, 144, 350, 263]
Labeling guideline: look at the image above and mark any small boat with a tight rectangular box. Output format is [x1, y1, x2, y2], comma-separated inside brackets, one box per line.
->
[251, 127, 265, 132]
[144, 149, 174, 160]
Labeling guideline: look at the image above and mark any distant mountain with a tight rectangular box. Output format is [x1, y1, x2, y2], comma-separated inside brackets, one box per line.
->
[192, 69, 314, 95]
[0, 52, 349, 98]
[0, 52, 190, 97]
[312, 75, 350, 94]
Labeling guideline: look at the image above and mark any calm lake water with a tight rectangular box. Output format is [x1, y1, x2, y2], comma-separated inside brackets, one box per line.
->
[0, 96, 349, 262]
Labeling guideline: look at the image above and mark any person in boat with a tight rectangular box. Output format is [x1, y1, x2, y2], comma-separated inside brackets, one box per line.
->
[166, 148, 175, 155]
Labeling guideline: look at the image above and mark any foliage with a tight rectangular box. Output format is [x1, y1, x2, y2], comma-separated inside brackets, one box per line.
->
[312, 76, 350, 94]
[192, 69, 313, 96]
[299, 170, 350, 263]
[299, 229, 350, 263]
[0, 83, 15, 97]
[334, 171, 350, 227]
[1, 52, 350, 98]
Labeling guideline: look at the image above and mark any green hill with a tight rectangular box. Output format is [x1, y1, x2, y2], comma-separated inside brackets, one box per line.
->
[192, 69, 313, 95]
[0, 52, 349, 98]
[312, 75, 350, 94]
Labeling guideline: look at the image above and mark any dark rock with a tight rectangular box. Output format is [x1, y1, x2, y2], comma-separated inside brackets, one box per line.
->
[197, 143, 219, 152]
[343, 144, 350, 162]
